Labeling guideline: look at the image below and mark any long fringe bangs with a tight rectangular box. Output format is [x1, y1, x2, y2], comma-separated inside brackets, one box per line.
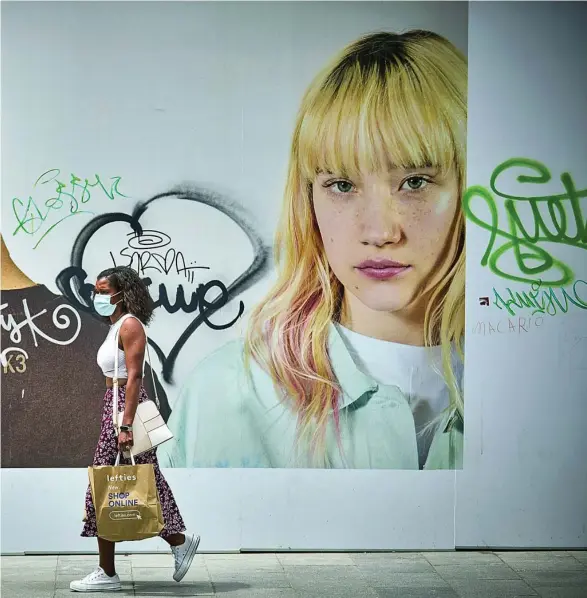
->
[296, 38, 466, 186]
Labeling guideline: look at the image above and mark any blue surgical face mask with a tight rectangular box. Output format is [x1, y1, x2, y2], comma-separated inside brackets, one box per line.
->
[93, 291, 121, 317]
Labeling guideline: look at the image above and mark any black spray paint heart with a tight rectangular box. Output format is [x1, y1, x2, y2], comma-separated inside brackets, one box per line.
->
[56, 185, 269, 384]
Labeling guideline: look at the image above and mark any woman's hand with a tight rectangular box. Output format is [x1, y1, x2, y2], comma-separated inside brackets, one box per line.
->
[118, 430, 134, 453]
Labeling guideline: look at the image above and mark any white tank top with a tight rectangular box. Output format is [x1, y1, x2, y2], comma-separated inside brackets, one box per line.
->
[96, 315, 143, 378]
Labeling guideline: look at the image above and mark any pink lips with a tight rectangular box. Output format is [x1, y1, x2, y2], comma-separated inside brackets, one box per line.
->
[355, 259, 411, 280]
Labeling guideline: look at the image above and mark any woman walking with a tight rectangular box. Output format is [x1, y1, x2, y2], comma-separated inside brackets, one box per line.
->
[71, 266, 199, 593]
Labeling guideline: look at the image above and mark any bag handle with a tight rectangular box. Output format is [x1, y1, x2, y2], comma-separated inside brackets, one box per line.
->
[112, 314, 160, 432]
[114, 450, 136, 466]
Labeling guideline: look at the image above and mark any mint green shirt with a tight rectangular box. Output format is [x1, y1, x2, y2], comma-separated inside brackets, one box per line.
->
[158, 325, 463, 469]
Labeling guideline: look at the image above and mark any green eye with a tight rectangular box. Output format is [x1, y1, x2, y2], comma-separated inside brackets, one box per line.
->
[335, 181, 353, 193]
[325, 180, 355, 194]
[401, 177, 428, 191]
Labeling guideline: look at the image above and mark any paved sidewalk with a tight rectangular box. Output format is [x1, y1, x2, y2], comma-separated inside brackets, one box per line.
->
[1, 551, 586, 597]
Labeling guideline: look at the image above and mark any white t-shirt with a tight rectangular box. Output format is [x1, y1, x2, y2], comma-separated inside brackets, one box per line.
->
[335, 323, 461, 468]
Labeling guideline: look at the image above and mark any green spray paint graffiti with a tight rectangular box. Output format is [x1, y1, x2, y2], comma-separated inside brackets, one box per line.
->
[462, 158, 587, 286]
[492, 279, 587, 317]
[11, 169, 128, 249]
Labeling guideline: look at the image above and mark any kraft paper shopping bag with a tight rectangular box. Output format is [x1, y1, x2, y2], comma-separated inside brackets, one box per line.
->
[88, 452, 164, 542]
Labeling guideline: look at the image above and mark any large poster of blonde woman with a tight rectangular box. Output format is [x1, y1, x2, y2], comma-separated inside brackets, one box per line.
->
[159, 27, 467, 470]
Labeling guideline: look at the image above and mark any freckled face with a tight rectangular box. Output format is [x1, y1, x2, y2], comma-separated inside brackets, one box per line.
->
[312, 168, 459, 314]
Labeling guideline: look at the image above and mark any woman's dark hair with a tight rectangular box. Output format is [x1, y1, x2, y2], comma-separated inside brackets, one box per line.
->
[97, 266, 154, 325]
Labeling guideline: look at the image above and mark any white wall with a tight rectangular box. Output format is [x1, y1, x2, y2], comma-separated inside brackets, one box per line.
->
[2, 0, 586, 553]
[458, 0, 587, 548]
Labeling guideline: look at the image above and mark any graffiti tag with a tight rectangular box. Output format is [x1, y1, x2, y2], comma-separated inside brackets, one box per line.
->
[1, 348, 28, 374]
[11, 169, 128, 249]
[110, 230, 209, 284]
[493, 279, 587, 317]
[472, 316, 544, 336]
[463, 158, 587, 286]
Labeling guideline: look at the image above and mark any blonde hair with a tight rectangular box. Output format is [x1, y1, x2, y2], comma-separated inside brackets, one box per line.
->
[246, 30, 467, 460]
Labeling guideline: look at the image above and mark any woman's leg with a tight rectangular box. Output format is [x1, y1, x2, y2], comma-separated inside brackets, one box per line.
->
[98, 537, 117, 577]
[163, 533, 186, 547]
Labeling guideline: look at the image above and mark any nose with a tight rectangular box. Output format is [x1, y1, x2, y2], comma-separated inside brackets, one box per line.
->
[358, 187, 402, 247]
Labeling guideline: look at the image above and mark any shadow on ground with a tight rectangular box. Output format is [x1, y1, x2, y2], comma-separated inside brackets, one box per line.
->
[133, 580, 250, 595]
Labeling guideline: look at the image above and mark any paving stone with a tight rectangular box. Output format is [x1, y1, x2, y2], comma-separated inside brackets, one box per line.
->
[425, 552, 503, 565]
[278, 553, 355, 566]
[210, 570, 292, 590]
[372, 571, 451, 589]
[501, 556, 586, 572]
[375, 588, 459, 598]
[357, 559, 435, 574]
[448, 579, 538, 597]
[433, 563, 522, 580]
[298, 589, 378, 598]
[567, 551, 587, 564]
[496, 552, 573, 564]
[222, 591, 299, 598]
[0, 568, 56, 581]
[1, 556, 58, 571]
[517, 570, 587, 588]
[352, 552, 431, 564]
[533, 589, 587, 598]
[0, 581, 56, 598]
[134, 581, 214, 596]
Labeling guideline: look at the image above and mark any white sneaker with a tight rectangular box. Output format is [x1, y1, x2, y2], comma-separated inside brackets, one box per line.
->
[69, 567, 122, 592]
[171, 533, 200, 582]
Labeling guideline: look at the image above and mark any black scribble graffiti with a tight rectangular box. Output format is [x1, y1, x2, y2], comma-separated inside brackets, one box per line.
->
[55, 186, 269, 384]
[110, 229, 210, 285]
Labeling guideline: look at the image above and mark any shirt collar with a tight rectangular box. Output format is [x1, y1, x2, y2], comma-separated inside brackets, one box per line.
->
[327, 323, 379, 410]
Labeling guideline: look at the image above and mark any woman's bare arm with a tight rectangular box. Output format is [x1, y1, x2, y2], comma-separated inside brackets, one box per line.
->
[119, 318, 146, 427]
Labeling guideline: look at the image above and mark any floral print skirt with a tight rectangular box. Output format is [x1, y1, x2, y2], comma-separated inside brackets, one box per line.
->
[81, 385, 185, 540]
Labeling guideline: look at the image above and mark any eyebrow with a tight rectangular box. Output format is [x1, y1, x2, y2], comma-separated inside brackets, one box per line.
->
[315, 164, 439, 177]
[392, 162, 437, 171]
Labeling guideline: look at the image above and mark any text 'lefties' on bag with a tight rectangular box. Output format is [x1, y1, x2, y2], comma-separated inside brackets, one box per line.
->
[106, 473, 137, 482]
